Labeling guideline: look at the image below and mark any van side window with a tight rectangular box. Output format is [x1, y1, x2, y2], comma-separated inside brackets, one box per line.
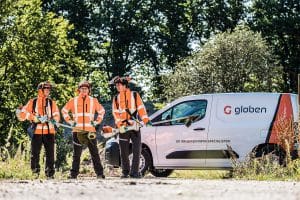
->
[172, 100, 207, 125]
[151, 108, 172, 126]
[152, 100, 207, 126]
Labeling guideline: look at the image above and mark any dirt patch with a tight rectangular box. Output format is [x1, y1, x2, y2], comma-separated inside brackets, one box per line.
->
[0, 178, 299, 200]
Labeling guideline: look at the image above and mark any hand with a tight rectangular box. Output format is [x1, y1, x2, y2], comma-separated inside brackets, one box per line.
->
[68, 120, 76, 127]
[33, 116, 40, 123]
[146, 121, 153, 127]
[119, 125, 128, 134]
[38, 115, 48, 123]
[15, 108, 22, 121]
[90, 121, 99, 127]
[49, 119, 57, 125]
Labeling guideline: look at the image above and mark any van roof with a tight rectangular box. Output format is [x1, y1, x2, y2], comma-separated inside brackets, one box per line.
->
[177, 92, 297, 101]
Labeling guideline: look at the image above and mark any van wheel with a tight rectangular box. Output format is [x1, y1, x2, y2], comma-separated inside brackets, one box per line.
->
[254, 144, 286, 166]
[150, 169, 174, 177]
[129, 148, 151, 176]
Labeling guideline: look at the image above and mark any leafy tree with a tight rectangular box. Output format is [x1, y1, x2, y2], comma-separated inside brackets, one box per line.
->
[0, 0, 86, 146]
[38, 0, 248, 101]
[189, 0, 246, 44]
[249, 0, 300, 92]
[41, 0, 93, 64]
[163, 26, 283, 101]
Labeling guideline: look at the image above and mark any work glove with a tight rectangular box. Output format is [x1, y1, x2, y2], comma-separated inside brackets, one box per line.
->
[68, 120, 76, 127]
[33, 116, 40, 123]
[38, 115, 48, 123]
[49, 119, 57, 125]
[146, 121, 153, 127]
[90, 121, 99, 127]
[119, 125, 128, 134]
[15, 107, 23, 121]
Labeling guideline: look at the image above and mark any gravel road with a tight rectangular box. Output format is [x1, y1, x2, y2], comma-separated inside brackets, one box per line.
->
[0, 178, 299, 200]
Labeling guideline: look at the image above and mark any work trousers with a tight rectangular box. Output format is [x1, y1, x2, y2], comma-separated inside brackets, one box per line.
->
[119, 130, 141, 176]
[31, 134, 55, 177]
[70, 132, 104, 177]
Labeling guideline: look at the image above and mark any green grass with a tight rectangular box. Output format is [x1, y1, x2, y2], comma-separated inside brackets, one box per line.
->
[231, 156, 300, 181]
[169, 170, 230, 179]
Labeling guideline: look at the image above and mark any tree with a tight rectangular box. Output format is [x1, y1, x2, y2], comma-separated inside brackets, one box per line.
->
[249, 0, 300, 92]
[0, 0, 86, 146]
[163, 26, 283, 101]
[189, 0, 246, 44]
[41, 0, 93, 64]
[38, 0, 248, 101]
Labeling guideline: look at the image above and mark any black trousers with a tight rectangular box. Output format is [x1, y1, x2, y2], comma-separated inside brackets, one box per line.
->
[31, 134, 55, 177]
[119, 130, 141, 176]
[70, 132, 104, 177]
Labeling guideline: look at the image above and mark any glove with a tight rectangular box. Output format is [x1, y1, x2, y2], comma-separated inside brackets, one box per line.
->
[38, 115, 48, 123]
[119, 125, 128, 134]
[33, 116, 40, 123]
[68, 120, 76, 127]
[15, 108, 22, 121]
[49, 119, 57, 125]
[90, 121, 99, 127]
[146, 121, 153, 127]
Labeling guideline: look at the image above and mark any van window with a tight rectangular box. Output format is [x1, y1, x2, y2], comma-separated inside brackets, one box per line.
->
[152, 100, 207, 126]
[172, 100, 207, 125]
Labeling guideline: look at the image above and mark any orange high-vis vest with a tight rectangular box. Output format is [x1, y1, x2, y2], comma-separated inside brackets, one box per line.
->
[62, 94, 105, 132]
[19, 97, 60, 134]
[112, 88, 149, 128]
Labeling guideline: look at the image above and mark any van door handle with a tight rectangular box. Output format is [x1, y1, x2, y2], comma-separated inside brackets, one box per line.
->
[193, 127, 205, 131]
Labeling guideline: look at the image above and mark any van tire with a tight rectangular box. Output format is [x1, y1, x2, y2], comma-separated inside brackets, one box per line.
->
[149, 169, 174, 177]
[253, 144, 286, 165]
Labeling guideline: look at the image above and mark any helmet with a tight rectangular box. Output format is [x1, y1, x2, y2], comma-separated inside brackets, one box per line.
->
[109, 76, 131, 86]
[37, 81, 52, 90]
[78, 80, 91, 89]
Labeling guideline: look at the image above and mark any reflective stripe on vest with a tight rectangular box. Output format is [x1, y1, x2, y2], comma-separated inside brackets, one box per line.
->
[89, 96, 94, 121]
[74, 97, 78, 122]
[116, 92, 137, 115]
[74, 96, 94, 122]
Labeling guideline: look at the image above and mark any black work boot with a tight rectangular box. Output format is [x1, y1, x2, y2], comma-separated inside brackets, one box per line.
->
[32, 168, 40, 178]
[130, 173, 142, 179]
[68, 174, 77, 179]
[97, 174, 105, 179]
[45, 168, 55, 179]
[120, 174, 129, 178]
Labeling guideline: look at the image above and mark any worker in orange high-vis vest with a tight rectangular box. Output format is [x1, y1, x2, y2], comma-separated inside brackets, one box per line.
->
[62, 80, 105, 179]
[111, 76, 152, 178]
[17, 81, 60, 178]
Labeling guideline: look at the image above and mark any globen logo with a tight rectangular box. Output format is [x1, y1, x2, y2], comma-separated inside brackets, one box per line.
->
[224, 106, 232, 114]
[224, 105, 267, 115]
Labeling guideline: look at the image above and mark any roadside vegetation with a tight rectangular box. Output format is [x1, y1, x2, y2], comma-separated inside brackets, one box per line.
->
[0, 121, 299, 180]
[231, 119, 300, 181]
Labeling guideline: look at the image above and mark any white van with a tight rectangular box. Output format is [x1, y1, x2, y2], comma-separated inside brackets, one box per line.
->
[105, 93, 299, 177]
